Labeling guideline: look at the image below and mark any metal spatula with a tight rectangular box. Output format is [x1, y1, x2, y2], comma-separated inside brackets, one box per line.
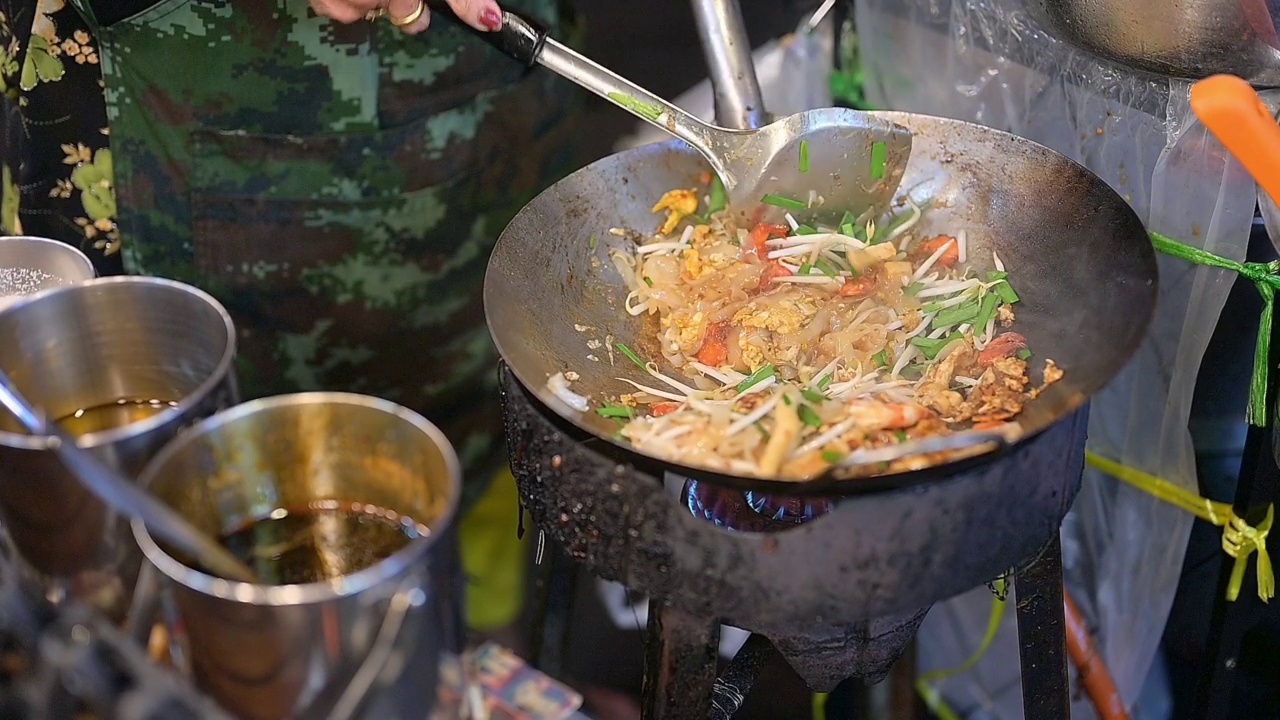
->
[425, 0, 912, 224]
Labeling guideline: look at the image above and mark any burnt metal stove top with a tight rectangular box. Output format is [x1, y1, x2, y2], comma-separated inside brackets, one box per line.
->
[499, 361, 1083, 716]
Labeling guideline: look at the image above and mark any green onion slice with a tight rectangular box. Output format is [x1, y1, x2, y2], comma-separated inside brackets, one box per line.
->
[870, 141, 887, 179]
[761, 194, 807, 211]
[799, 140, 811, 173]
[615, 342, 647, 370]
[736, 364, 776, 393]
[707, 175, 727, 215]
[597, 404, 635, 419]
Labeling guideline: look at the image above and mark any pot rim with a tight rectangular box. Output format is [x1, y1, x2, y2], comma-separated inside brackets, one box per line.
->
[132, 392, 462, 606]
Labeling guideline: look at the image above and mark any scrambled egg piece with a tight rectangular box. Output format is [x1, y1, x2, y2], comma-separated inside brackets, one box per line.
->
[682, 248, 710, 279]
[690, 224, 714, 248]
[739, 340, 766, 371]
[732, 298, 818, 335]
[652, 188, 699, 235]
[997, 304, 1016, 327]
[1043, 358, 1063, 385]
[671, 311, 705, 347]
[900, 309, 922, 333]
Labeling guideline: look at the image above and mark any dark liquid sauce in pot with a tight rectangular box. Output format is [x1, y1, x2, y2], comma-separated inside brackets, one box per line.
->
[209, 500, 429, 585]
[55, 398, 178, 436]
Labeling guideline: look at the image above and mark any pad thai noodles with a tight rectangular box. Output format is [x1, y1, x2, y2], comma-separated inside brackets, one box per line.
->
[551, 174, 1063, 481]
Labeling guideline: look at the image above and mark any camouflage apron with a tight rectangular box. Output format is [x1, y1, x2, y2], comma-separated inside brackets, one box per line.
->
[70, 0, 583, 510]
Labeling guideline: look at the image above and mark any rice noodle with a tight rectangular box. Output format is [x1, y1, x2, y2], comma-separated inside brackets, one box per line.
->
[586, 184, 1055, 481]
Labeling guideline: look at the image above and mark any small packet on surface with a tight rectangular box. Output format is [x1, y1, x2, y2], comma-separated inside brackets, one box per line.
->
[436, 643, 587, 720]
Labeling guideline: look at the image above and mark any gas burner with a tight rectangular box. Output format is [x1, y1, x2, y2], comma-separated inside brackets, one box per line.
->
[683, 480, 832, 530]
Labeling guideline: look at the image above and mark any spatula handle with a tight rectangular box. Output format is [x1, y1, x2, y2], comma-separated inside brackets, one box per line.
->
[1190, 74, 1280, 206]
[425, 0, 547, 66]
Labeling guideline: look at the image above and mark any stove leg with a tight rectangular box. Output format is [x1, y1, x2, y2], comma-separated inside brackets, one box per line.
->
[1015, 534, 1070, 720]
[642, 600, 720, 720]
[528, 542, 576, 678]
[710, 633, 770, 720]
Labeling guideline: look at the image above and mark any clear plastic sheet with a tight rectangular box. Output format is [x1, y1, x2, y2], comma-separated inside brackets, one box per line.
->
[853, 1, 1256, 717]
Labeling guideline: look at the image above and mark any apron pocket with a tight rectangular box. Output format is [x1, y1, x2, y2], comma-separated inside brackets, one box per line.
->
[189, 168, 494, 399]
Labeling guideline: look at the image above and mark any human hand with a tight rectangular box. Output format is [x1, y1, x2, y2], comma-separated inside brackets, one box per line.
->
[309, 0, 502, 35]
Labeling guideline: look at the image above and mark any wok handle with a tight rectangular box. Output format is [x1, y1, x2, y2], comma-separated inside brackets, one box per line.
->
[1190, 74, 1280, 206]
[425, 0, 547, 66]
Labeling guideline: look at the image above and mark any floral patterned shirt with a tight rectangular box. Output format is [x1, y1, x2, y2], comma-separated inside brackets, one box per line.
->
[1, 0, 128, 274]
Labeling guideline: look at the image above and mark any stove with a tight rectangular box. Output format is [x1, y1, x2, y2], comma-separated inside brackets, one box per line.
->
[499, 362, 1083, 716]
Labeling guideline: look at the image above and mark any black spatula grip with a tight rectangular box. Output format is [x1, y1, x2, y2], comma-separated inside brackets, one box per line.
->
[425, 0, 549, 66]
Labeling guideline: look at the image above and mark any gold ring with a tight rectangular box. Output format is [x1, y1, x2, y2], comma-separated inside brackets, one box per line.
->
[364, 7, 386, 20]
[390, 0, 425, 26]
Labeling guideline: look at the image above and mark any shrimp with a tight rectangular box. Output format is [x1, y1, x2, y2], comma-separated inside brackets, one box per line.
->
[844, 400, 931, 431]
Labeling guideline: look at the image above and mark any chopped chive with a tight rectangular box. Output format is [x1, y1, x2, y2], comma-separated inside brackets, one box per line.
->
[840, 210, 856, 226]
[588, 235, 597, 250]
[1016, 348, 1033, 360]
[974, 291, 1001, 331]
[799, 140, 811, 173]
[801, 388, 826, 404]
[607, 92, 664, 122]
[871, 350, 888, 367]
[782, 394, 793, 406]
[708, 175, 727, 215]
[736, 364, 776, 393]
[909, 336, 945, 359]
[799, 262, 813, 275]
[986, 270, 1008, 282]
[934, 299, 982, 327]
[910, 335, 962, 360]
[894, 430, 908, 442]
[615, 342, 647, 370]
[920, 300, 948, 314]
[870, 141, 887, 179]
[798, 405, 823, 428]
[994, 280, 1020, 304]
[597, 404, 635, 419]
[761, 193, 807, 211]
[817, 374, 833, 390]
[643, 276, 654, 287]
[821, 450, 845, 464]
[841, 223, 856, 236]
[794, 224, 819, 235]
[815, 258, 838, 277]
[904, 282, 925, 297]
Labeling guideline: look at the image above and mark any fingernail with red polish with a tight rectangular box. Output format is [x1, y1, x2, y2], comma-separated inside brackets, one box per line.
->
[481, 7, 502, 30]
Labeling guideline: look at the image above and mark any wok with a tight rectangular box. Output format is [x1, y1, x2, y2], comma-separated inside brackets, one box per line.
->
[484, 112, 1158, 496]
[1024, 0, 1280, 88]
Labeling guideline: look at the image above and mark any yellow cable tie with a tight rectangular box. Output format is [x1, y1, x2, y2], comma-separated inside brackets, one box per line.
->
[1086, 451, 1274, 603]
[1221, 505, 1273, 602]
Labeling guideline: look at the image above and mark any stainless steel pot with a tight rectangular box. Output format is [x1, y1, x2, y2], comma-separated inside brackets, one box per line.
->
[0, 277, 239, 619]
[0, 235, 95, 310]
[133, 393, 463, 720]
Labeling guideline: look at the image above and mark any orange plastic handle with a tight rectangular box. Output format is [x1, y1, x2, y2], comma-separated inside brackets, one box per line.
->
[1190, 74, 1280, 206]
